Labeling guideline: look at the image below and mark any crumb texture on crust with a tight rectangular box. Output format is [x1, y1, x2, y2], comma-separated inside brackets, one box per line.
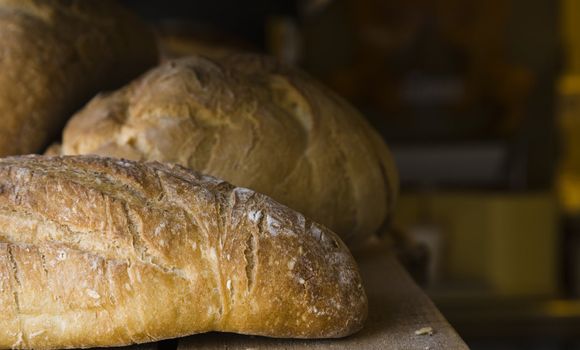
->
[0, 155, 367, 349]
[0, 0, 158, 156]
[59, 54, 398, 244]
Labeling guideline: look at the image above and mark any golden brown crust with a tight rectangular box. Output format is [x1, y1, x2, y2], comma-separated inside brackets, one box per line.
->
[0, 0, 158, 156]
[43, 144, 61, 157]
[0, 155, 367, 349]
[58, 54, 398, 244]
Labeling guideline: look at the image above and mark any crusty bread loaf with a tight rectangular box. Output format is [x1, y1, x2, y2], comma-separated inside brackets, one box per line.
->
[0, 0, 158, 157]
[0, 155, 367, 349]
[56, 54, 398, 244]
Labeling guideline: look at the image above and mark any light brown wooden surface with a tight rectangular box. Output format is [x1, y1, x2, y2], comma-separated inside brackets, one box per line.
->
[172, 239, 469, 350]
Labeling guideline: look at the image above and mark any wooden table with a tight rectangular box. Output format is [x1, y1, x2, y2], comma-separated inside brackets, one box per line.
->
[113, 240, 468, 350]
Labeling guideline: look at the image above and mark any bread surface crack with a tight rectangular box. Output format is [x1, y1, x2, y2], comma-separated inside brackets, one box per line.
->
[122, 202, 189, 281]
[244, 215, 261, 292]
[7, 244, 26, 347]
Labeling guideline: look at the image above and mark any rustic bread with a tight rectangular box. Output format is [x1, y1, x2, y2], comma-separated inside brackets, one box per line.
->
[0, 0, 157, 157]
[57, 54, 398, 244]
[0, 155, 367, 349]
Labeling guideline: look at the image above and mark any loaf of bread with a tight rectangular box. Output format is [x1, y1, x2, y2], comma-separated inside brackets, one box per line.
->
[0, 0, 158, 157]
[0, 155, 367, 349]
[56, 54, 398, 244]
